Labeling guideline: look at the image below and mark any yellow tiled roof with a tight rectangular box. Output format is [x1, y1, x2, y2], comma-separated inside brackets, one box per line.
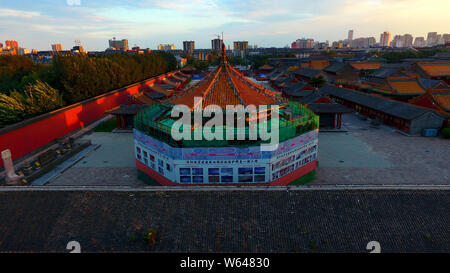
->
[386, 76, 426, 94]
[417, 62, 450, 77]
[310, 60, 330, 69]
[429, 89, 450, 112]
[350, 63, 381, 70]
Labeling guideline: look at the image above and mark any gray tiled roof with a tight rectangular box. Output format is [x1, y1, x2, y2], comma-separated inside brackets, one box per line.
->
[323, 62, 346, 73]
[320, 85, 438, 120]
[368, 68, 402, 78]
[419, 78, 447, 89]
[293, 68, 322, 78]
[307, 103, 353, 113]
[284, 82, 312, 97]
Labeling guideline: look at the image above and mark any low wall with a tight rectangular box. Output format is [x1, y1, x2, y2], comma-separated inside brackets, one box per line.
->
[0, 71, 176, 167]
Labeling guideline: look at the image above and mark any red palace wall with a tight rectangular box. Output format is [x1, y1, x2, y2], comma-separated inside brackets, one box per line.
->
[136, 159, 317, 186]
[0, 72, 176, 167]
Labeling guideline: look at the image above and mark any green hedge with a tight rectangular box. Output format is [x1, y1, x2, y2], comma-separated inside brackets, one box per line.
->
[441, 128, 450, 139]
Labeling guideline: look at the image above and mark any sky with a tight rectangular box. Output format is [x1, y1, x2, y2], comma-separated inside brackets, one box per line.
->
[0, 0, 449, 51]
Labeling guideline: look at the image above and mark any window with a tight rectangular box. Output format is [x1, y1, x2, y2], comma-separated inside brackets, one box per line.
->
[192, 168, 203, 175]
[150, 154, 155, 162]
[193, 176, 204, 183]
[208, 176, 220, 183]
[208, 168, 219, 175]
[166, 163, 171, 171]
[158, 159, 164, 167]
[180, 176, 191, 183]
[143, 151, 148, 158]
[158, 167, 164, 175]
[255, 175, 265, 182]
[221, 176, 233, 183]
[254, 167, 265, 174]
[180, 168, 191, 175]
[238, 167, 253, 175]
[238, 176, 253, 183]
[136, 147, 141, 154]
[150, 163, 155, 169]
[144, 158, 148, 165]
[221, 168, 233, 175]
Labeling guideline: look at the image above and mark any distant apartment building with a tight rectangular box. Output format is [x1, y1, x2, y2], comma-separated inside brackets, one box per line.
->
[379, 32, 391, 47]
[291, 41, 298, 49]
[5, 40, 19, 49]
[427, 32, 438, 46]
[403, 34, 413, 47]
[183, 41, 195, 55]
[17, 48, 30, 55]
[414, 37, 426, 47]
[194, 51, 208, 61]
[392, 35, 403, 47]
[211, 38, 223, 51]
[233, 41, 248, 51]
[233, 41, 249, 58]
[157, 44, 176, 51]
[51, 44, 63, 52]
[348, 30, 354, 41]
[332, 41, 344, 49]
[443, 34, 450, 44]
[72, 45, 85, 54]
[295, 38, 315, 49]
[351, 37, 376, 48]
[109, 38, 129, 51]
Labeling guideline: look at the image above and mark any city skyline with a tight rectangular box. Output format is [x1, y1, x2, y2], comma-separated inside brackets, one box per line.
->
[0, 0, 449, 51]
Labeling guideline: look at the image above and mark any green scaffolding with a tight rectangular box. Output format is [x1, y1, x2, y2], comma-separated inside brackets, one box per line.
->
[134, 101, 319, 148]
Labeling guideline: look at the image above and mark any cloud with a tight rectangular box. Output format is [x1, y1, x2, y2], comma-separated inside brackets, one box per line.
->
[0, 0, 449, 50]
[0, 8, 41, 18]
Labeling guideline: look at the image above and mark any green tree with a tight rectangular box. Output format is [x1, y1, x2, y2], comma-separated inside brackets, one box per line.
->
[309, 75, 327, 88]
[0, 80, 64, 127]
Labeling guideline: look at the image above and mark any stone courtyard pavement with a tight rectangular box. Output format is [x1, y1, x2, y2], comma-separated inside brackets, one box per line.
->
[0, 190, 448, 253]
[315, 114, 450, 185]
[46, 113, 450, 186]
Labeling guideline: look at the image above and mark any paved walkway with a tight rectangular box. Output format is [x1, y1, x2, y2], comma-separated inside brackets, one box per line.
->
[315, 114, 450, 185]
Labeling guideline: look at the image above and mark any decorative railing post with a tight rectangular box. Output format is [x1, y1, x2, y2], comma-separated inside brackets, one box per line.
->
[2, 149, 24, 185]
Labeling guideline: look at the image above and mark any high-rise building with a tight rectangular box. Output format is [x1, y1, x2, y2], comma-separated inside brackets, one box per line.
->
[392, 35, 403, 47]
[183, 41, 195, 55]
[427, 32, 438, 46]
[5, 40, 19, 49]
[380, 32, 391, 47]
[403, 34, 413, 47]
[108, 38, 129, 51]
[233, 41, 249, 58]
[211, 38, 222, 51]
[295, 38, 314, 49]
[443, 34, 450, 44]
[413, 37, 426, 47]
[233, 41, 248, 52]
[352, 37, 376, 48]
[348, 30, 354, 41]
[17, 48, 30, 55]
[157, 44, 176, 51]
[51, 44, 63, 52]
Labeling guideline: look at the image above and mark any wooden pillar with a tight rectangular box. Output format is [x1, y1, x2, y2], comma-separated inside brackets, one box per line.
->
[332, 114, 336, 129]
[337, 114, 342, 129]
